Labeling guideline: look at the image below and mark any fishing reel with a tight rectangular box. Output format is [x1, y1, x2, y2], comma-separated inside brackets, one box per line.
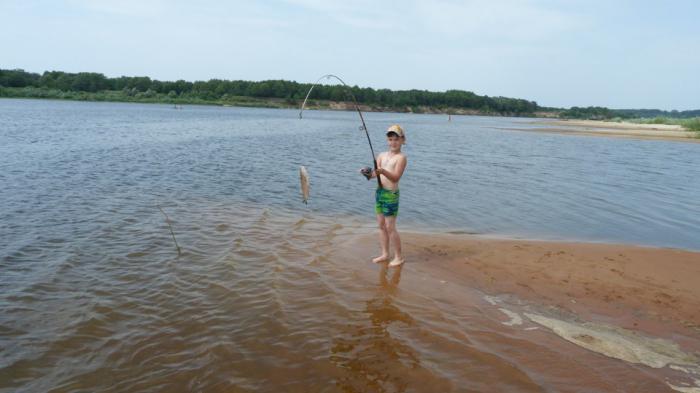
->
[360, 166, 373, 180]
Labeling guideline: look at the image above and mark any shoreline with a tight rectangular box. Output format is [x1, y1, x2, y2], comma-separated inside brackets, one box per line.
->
[341, 230, 700, 391]
[3, 97, 696, 140]
[349, 230, 700, 343]
[0, 95, 546, 117]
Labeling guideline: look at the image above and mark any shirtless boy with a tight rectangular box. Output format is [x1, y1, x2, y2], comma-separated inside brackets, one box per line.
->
[366, 124, 408, 267]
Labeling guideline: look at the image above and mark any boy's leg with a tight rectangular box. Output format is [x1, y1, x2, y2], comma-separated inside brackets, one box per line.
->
[385, 216, 404, 266]
[373, 214, 390, 263]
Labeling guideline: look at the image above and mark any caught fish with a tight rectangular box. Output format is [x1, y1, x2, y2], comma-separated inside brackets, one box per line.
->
[299, 166, 310, 204]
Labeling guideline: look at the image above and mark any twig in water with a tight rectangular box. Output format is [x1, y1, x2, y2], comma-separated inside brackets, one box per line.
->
[157, 205, 182, 256]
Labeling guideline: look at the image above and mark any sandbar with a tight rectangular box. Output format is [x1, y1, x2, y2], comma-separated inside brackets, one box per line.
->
[502, 119, 699, 142]
[358, 232, 700, 347]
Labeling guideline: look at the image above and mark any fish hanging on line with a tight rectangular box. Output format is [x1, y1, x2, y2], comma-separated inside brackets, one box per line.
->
[299, 166, 310, 204]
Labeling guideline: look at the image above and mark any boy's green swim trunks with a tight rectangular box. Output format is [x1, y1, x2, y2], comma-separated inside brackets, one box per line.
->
[375, 188, 400, 217]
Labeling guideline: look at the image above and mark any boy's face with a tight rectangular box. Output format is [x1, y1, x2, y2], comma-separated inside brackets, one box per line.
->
[387, 134, 403, 151]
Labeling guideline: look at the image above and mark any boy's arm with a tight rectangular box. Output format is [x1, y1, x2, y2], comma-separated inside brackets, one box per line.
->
[376, 155, 407, 183]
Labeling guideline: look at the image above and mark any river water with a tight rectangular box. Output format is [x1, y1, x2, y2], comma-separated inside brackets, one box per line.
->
[1, 99, 699, 392]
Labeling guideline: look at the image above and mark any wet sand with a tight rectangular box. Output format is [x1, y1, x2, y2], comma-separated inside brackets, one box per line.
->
[503, 119, 699, 142]
[344, 232, 700, 391]
[394, 232, 700, 342]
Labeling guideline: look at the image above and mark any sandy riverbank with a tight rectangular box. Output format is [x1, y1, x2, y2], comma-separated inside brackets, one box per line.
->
[352, 231, 700, 346]
[406, 233, 699, 334]
[511, 119, 699, 142]
[343, 232, 700, 391]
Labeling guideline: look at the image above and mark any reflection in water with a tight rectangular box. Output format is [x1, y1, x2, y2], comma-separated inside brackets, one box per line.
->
[330, 264, 421, 393]
[379, 263, 403, 291]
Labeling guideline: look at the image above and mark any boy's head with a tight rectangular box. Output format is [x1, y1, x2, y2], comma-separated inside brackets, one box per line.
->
[386, 124, 406, 145]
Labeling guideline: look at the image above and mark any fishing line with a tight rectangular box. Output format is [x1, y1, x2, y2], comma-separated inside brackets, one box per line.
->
[299, 74, 382, 189]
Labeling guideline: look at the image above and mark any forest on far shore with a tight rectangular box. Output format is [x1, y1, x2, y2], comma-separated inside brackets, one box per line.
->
[1, 68, 698, 123]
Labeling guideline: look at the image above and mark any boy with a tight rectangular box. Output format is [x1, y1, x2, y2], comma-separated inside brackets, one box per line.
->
[365, 124, 408, 267]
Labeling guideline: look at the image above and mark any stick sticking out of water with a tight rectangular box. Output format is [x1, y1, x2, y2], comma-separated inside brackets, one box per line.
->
[157, 205, 182, 256]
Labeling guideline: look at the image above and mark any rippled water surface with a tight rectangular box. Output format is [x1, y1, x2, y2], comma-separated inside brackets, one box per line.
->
[2, 99, 699, 392]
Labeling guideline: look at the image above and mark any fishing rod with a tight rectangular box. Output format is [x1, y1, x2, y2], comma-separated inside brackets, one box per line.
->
[299, 74, 382, 188]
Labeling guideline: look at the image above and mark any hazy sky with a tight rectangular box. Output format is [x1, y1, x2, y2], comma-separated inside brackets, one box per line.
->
[2, 0, 698, 110]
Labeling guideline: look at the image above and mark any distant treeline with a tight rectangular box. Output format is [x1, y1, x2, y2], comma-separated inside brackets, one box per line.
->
[3, 68, 697, 122]
[558, 106, 617, 120]
[614, 108, 700, 119]
[0, 68, 538, 115]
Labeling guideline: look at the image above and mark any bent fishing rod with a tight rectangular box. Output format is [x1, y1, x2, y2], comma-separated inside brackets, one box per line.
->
[299, 74, 382, 189]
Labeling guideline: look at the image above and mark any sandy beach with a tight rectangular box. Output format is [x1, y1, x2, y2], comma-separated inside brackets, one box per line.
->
[506, 119, 699, 142]
[403, 232, 700, 335]
[349, 231, 700, 352]
[339, 231, 700, 391]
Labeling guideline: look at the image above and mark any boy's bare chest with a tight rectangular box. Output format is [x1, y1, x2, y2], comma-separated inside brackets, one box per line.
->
[379, 153, 401, 168]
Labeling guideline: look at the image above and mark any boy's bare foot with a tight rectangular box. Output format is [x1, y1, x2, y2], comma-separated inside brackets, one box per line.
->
[372, 255, 389, 263]
[388, 257, 405, 267]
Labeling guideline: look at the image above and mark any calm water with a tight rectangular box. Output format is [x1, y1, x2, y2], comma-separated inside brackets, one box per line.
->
[1, 98, 699, 392]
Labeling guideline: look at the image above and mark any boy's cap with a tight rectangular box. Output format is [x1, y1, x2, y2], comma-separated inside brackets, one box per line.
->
[386, 124, 406, 141]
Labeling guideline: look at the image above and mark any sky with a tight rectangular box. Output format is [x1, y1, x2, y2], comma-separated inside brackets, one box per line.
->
[1, 0, 698, 110]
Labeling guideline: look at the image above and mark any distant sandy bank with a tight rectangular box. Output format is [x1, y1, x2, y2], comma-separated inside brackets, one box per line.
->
[505, 119, 699, 142]
[547, 119, 686, 131]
